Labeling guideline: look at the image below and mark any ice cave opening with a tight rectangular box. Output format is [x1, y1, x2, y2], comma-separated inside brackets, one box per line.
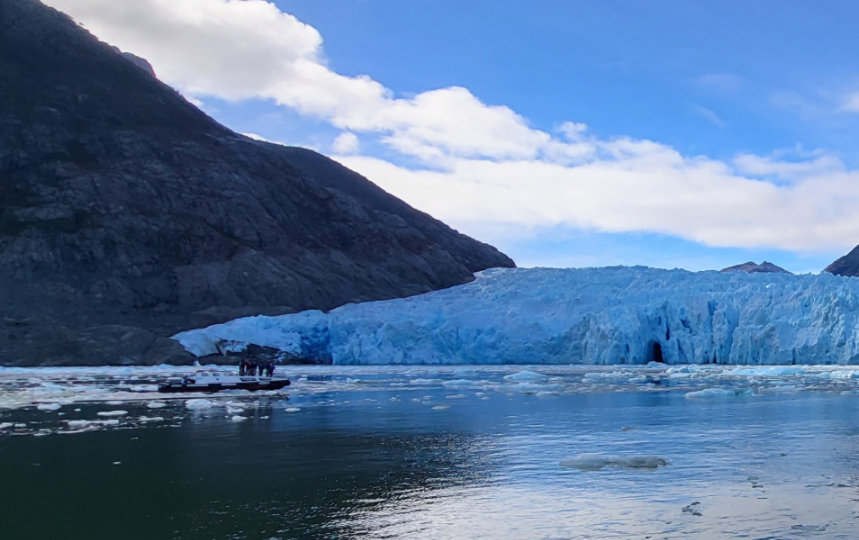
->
[647, 341, 665, 364]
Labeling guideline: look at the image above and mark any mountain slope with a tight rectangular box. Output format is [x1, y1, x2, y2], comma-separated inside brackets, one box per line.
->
[720, 261, 790, 274]
[824, 245, 859, 276]
[0, 0, 514, 366]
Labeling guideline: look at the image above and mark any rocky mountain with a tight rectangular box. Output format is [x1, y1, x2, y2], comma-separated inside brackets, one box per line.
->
[824, 245, 859, 277]
[0, 0, 514, 366]
[720, 261, 790, 274]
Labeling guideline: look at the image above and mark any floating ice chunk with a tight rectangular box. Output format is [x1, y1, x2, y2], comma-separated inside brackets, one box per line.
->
[285, 407, 301, 413]
[560, 454, 611, 471]
[560, 453, 668, 471]
[823, 370, 859, 380]
[64, 419, 120, 429]
[583, 371, 624, 380]
[621, 456, 670, 469]
[501, 382, 562, 394]
[97, 410, 128, 417]
[0, 422, 13, 429]
[226, 407, 244, 415]
[431, 404, 450, 410]
[442, 379, 477, 388]
[729, 366, 808, 377]
[685, 387, 752, 399]
[36, 403, 61, 411]
[146, 401, 166, 409]
[185, 399, 216, 410]
[230, 415, 247, 422]
[504, 371, 548, 382]
[137, 416, 164, 423]
[410, 378, 442, 385]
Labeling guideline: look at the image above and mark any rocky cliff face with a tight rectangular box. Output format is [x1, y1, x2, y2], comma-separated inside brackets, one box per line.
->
[824, 245, 859, 277]
[720, 261, 790, 274]
[0, 0, 514, 366]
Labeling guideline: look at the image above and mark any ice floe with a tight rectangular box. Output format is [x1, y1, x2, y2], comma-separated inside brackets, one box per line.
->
[560, 453, 669, 471]
[97, 410, 128, 417]
[36, 403, 62, 411]
[685, 388, 754, 399]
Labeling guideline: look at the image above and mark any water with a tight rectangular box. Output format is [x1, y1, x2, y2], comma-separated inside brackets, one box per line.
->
[1, 364, 858, 539]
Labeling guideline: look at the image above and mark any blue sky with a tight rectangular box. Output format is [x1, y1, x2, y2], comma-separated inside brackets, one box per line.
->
[48, 0, 859, 273]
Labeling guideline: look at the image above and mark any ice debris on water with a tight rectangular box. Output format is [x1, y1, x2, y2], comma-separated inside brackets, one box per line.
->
[36, 403, 61, 411]
[97, 410, 128, 417]
[504, 371, 548, 382]
[682, 501, 702, 516]
[230, 415, 247, 422]
[64, 419, 120, 430]
[685, 388, 753, 399]
[560, 453, 668, 471]
[185, 399, 216, 410]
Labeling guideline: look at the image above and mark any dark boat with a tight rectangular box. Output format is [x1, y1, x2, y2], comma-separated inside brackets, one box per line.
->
[157, 370, 291, 393]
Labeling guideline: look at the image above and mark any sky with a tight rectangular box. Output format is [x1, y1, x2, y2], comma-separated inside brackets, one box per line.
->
[44, 0, 859, 273]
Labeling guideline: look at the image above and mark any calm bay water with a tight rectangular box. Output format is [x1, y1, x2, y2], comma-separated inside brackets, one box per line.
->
[1, 365, 858, 539]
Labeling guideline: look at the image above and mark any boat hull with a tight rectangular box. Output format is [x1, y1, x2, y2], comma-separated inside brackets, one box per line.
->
[157, 377, 291, 393]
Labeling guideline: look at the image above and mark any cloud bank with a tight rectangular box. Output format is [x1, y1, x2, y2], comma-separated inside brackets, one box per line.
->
[46, 0, 859, 253]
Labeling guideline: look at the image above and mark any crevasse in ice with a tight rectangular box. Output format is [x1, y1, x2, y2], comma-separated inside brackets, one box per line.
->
[174, 266, 859, 365]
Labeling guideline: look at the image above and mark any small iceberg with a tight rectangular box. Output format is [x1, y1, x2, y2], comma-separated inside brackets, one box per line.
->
[36, 403, 62, 411]
[504, 371, 548, 383]
[560, 453, 668, 471]
[685, 387, 753, 399]
[185, 398, 217, 410]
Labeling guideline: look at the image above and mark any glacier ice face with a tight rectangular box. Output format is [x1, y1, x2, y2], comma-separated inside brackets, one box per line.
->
[174, 266, 859, 365]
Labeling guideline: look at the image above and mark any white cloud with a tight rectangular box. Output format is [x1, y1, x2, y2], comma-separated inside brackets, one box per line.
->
[335, 147, 859, 253]
[45, 0, 859, 255]
[332, 132, 360, 154]
[733, 152, 843, 180]
[691, 104, 726, 127]
[46, 0, 546, 163]
[696, 73, 742, 92]
[841, 92, 859, 113]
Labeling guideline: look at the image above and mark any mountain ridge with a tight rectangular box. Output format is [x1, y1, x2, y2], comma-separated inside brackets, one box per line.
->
[0, 0, 514, 366]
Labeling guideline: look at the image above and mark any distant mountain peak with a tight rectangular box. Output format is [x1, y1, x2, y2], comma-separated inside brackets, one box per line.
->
[824, 245, 859, 276]
[720, 261, 791, 274]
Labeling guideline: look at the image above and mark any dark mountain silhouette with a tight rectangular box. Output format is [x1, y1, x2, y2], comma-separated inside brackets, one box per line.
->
[824, 246, 859, 276]
[719, 261, 790, 274]
[0, 0, 514, 365]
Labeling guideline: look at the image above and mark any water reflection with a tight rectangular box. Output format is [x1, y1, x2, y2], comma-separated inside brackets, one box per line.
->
[1, 366, 858, 538]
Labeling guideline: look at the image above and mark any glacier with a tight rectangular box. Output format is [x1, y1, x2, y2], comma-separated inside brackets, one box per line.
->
[173, 266, 859, 365]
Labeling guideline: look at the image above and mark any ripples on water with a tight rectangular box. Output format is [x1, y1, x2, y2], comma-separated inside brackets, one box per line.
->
[0, 364, 858, 539]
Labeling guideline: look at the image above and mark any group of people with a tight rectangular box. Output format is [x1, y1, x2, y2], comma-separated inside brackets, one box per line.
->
[239, 358, 276, 377]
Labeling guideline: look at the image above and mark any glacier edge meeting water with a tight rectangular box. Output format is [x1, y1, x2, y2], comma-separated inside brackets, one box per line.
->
[175, 266, 859, 365]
